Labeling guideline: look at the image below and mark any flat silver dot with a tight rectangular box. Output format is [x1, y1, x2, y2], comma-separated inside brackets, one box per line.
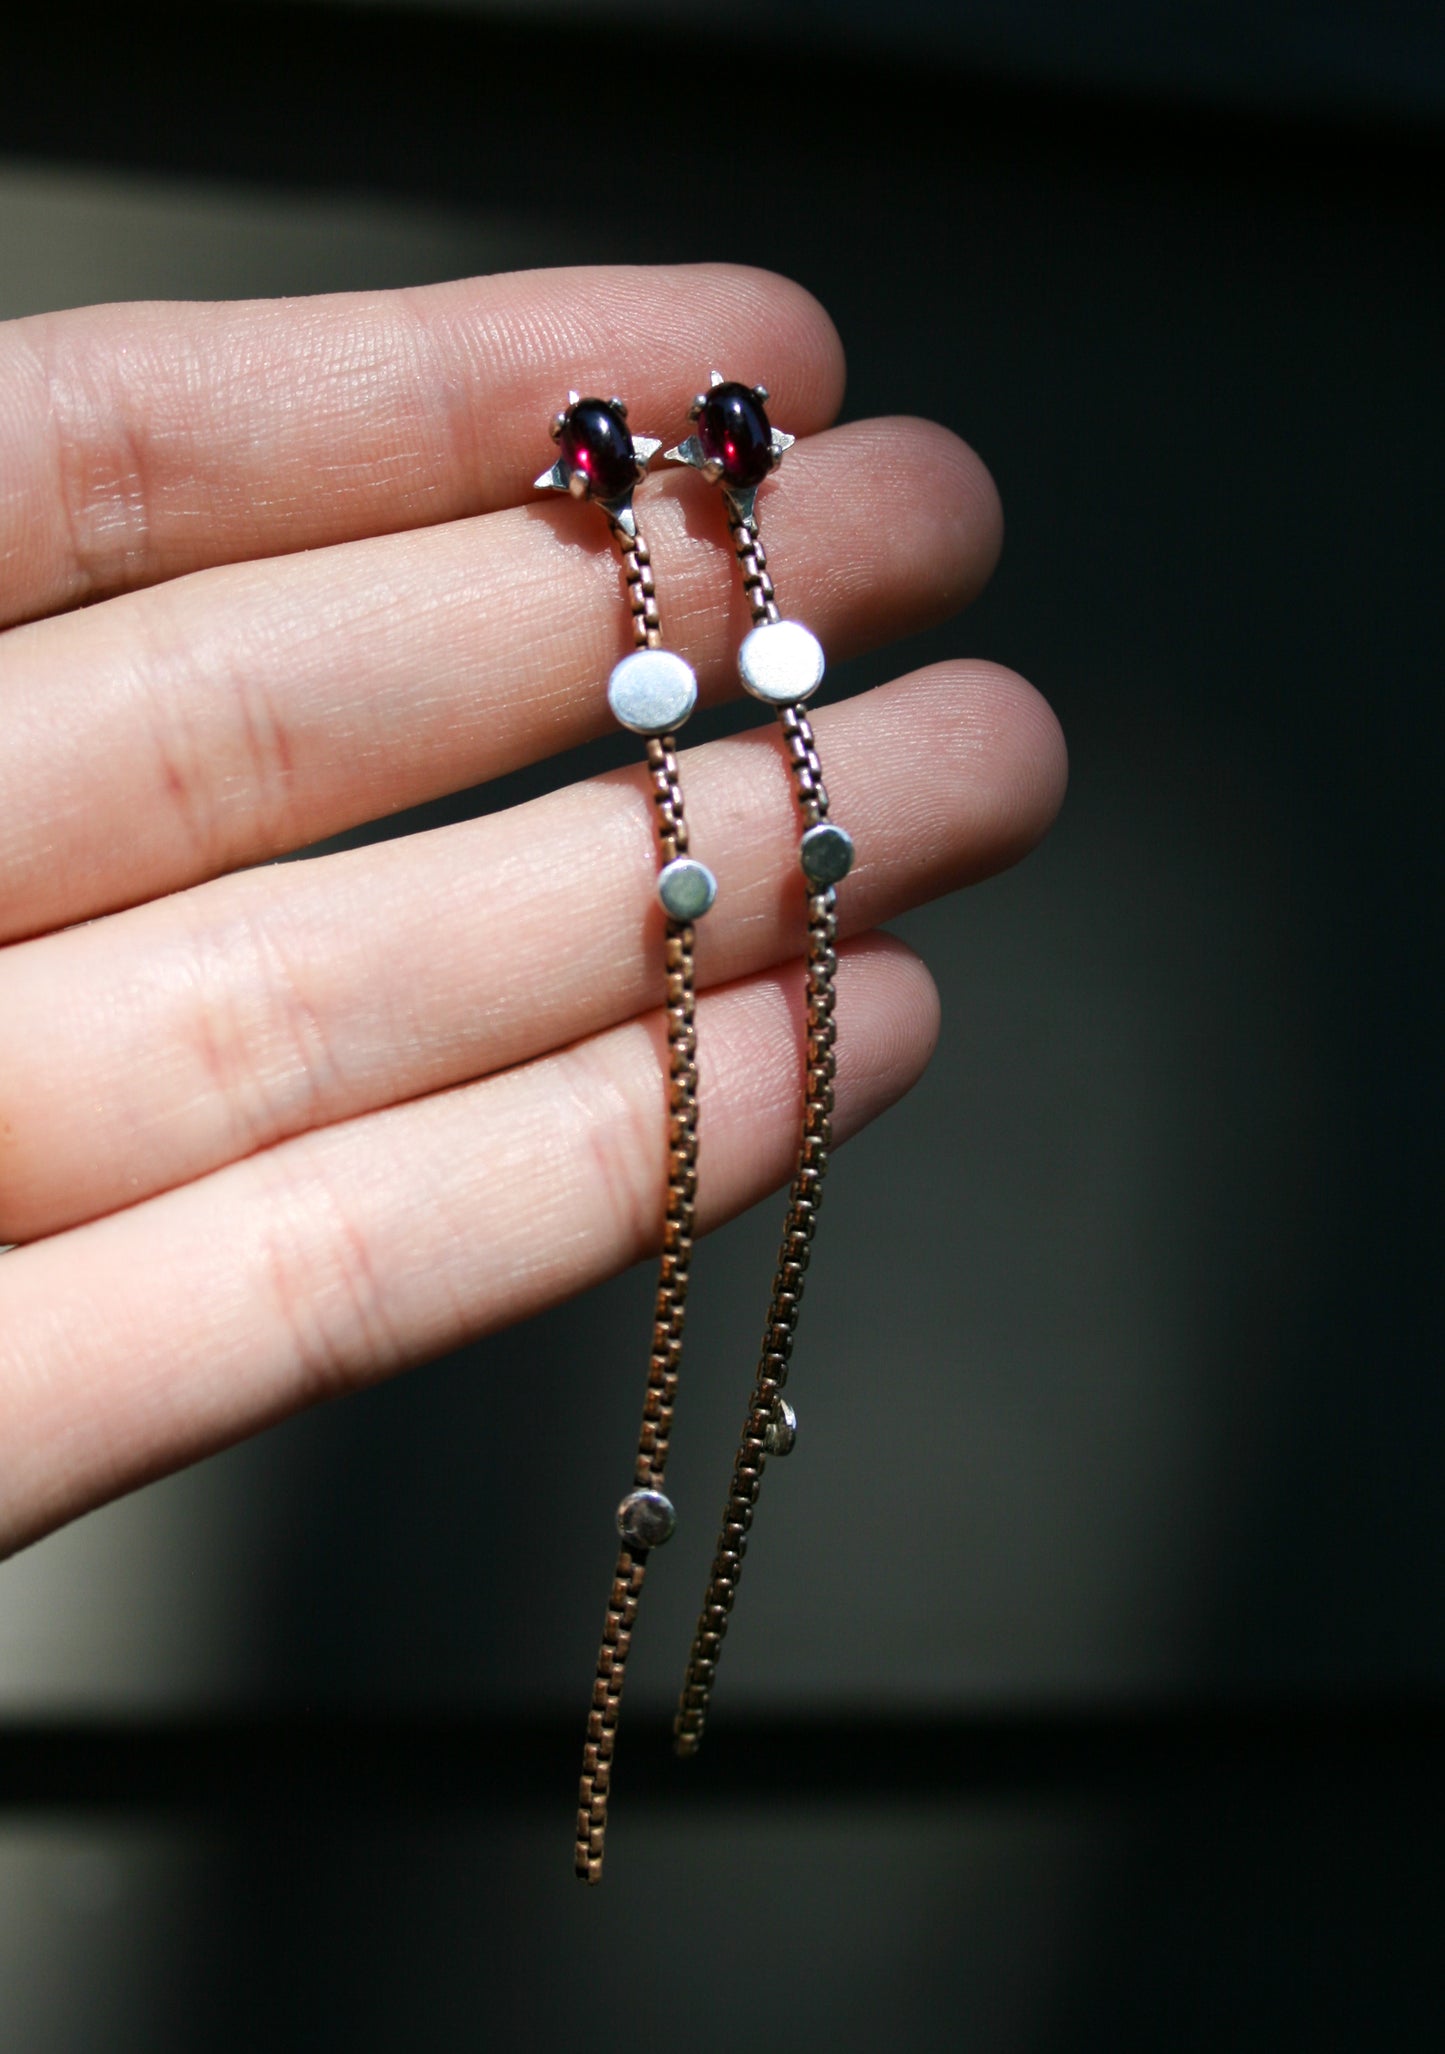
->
[616, 1488, 676, 1550]
[657, 857, 717, 922]
[737, 619, 825, 706]
[763, 1398, 797, 1458]
[800, 822, 855, 886]
[607, 648, 698, 737]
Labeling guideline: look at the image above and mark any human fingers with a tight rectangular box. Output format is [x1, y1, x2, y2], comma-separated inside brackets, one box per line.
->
[0, 935, 937, 1555]
[0, 416, 1000, 940]
[0, 263, 844, 628]
[0, 662, 1061, 1242]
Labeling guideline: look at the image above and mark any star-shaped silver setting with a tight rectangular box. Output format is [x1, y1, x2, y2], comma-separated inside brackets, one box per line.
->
[534, 392, 661, 538]
[663, 370, 795, 527]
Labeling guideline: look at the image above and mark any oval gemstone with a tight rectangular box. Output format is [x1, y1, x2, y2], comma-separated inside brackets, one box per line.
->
[697, 381, 775, 488]
[559, 398, 637, 501]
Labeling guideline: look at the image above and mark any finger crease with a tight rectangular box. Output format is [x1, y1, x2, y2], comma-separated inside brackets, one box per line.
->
[256, 1154, 403, 1406]
[557, 1033, 664, 1269]
[41, 315, 159, 606]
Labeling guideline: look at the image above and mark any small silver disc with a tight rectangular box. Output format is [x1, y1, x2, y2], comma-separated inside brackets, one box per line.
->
[800, 821, 855, 886]
[607, 648, 698, 737]
[657, 856, 717, 922]
[764, 1397, 797, 1457]
[616, 1487, 677, 1550]
[737, 619, 825, 706]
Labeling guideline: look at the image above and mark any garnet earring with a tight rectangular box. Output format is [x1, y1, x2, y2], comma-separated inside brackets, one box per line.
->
[537, 395, 716, 1881]
[664, 376, 855, 1757]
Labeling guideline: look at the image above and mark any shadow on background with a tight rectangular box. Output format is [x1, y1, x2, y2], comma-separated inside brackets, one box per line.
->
[0, 2, 1442, 2047]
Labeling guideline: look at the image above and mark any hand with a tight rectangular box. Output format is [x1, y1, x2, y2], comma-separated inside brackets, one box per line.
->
[0, 263, 1065, 1556]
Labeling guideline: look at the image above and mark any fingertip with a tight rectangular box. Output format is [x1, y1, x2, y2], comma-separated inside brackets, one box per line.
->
[972, 663, 1070, 861]
[836, 417, 1003, 624]
[693, 931, 941, 1234]
[878, 661, 1067, 880]
[927, 421, 1005, 600]
[832, 932, 942, 1143]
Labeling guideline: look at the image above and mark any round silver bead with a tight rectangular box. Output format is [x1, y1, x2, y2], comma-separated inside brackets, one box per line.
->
[616, 1487, 677, 1550]
[657, 856, 717, 922]
[737, 619, 825, 706]
[799, 822, 855, 887]
[607, 648, 698, 736]
[764, 1398, 797, 1458]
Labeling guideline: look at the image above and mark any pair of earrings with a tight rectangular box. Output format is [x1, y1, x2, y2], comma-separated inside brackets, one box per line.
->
[537, 378, 855, 1885]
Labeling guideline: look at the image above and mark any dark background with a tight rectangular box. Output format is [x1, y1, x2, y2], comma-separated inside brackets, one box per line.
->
[0, 2, 1441, 2047]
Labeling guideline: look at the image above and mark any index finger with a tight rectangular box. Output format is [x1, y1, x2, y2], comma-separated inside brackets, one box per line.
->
[0, 263, 845, 627]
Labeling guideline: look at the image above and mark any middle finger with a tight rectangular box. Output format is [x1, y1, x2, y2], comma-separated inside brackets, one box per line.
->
[0, 416, 1000, 941]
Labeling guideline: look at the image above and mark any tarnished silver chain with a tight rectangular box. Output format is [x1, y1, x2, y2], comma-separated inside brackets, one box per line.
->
[673, 511, 839, 1757]
[575, 520, 701, 1883]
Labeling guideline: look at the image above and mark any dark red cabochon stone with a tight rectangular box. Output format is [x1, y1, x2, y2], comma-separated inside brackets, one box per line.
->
[559, 399, 637, 500]
[697, 382, 775, 488]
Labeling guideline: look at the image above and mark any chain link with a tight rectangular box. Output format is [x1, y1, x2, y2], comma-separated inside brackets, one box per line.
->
[620, 529, 662, 650]
[574, 522, 700, 1883]
[672, 509, 839, 1756]
[729, 512, 781, 627]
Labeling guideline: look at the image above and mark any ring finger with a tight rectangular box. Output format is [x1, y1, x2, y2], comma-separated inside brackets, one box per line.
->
[0, 660, 1064, 1241]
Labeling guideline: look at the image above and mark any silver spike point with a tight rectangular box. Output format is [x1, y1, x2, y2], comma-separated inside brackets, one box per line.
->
[534, 460, 570, 492]
[599, 494, 637, 538]
[721, 482, 760, 527]
[709, 369, 725, 387]
[632, 436, 662, 465]
[567, 389, 581, 406]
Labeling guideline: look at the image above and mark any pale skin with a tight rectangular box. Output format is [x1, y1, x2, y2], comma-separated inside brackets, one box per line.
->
[0, 262, 1067, 1559]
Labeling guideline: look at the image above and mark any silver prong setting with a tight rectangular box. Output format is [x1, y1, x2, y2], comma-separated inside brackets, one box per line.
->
[671, 380, 788, 514]
[663, 435, 707, 469]
[600, 494, 637, 538]
[721, 482, 760, 527]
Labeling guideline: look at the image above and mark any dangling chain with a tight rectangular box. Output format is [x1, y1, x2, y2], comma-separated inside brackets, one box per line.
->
[575, 521, 701, 1882]
[673, 513, 840, 1756]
